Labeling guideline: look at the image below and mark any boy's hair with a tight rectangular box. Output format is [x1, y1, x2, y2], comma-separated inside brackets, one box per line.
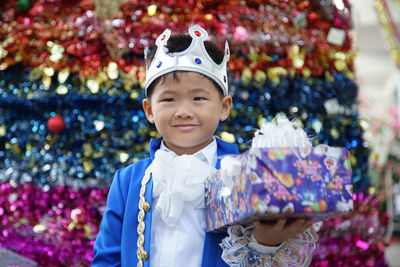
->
[145, 34, 225, 100]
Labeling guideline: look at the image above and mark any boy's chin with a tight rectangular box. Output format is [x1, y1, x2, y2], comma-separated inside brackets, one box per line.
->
[164, 139, 213, 153]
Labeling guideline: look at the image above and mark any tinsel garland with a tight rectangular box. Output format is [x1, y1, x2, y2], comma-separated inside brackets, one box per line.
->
[311, 193, 389, 267]
[0, 67, 370, 192]
[0, 0, 354, 79]
[0, 183, 388, 266]
[0, 0, 388, 266]
[376, 0, 400, 68]
[0, 182, 108, 266]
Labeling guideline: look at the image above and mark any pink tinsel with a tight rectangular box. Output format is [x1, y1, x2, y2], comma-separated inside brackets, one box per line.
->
[0, 183, 389, 266]
[0, 182, 108, 266]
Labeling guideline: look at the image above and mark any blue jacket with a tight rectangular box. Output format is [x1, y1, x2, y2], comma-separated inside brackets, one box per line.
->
[92, 137, 239, 267]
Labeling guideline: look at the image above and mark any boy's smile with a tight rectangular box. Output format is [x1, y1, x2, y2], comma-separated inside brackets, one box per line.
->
[143, 72, 232, 155]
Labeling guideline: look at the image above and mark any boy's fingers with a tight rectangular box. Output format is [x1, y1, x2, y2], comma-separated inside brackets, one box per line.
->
[254, 218, 312, 233]
[253, 219, 274, 227]
[302, 220, 313, 231]
[274, 218, 287, 231]
[285, 218, 314, 234]
[304, 219, 313, 227]
[254, 219, 277, 227]
[286, 219, 305, 233]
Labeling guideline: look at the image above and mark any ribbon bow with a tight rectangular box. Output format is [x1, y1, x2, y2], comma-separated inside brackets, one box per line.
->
[151, 149, 216, 228]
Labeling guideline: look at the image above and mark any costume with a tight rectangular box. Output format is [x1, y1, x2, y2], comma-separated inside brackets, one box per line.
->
[92, 137, 239, 267]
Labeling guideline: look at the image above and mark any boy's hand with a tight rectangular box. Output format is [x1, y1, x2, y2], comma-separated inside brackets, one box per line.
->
[253, 218, 313, 247]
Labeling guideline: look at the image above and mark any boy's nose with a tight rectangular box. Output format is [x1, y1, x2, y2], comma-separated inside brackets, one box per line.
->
[175, 103, 193, 118]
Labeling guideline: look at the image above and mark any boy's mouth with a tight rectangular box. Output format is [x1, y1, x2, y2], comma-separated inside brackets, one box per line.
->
[174, 124, 198, 131]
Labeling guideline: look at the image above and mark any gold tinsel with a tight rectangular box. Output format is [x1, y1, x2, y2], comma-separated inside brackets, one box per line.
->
[93, 0, 129, 60]
[376, 0, 400, 68]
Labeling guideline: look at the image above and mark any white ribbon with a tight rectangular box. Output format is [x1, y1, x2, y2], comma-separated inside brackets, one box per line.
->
[220, 156, 242, 196]
[252, 116, 312, 148]
[151, 149, 216, 228]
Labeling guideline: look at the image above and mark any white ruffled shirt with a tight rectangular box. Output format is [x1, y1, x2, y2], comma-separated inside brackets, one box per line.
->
[149, 138, 280, 267]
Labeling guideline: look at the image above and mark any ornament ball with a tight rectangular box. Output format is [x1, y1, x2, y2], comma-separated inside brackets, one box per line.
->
[47, 115, 66, 133]
[16, 0, 31, 12]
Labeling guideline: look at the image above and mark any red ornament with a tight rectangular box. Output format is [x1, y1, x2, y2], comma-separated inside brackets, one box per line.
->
[47, 115, 66, 133]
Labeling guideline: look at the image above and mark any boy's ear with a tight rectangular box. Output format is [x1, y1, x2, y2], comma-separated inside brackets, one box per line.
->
[219, 95, 232, 121]
[142, 99, 155, 123]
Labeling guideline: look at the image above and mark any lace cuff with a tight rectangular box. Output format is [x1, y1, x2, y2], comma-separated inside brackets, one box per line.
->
[220, 225, 319, 267]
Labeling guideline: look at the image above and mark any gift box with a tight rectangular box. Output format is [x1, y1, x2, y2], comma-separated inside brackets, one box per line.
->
[205, 145, 353, 232]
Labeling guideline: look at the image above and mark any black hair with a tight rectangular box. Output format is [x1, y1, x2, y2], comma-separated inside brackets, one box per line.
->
[145, 34, 225, 100]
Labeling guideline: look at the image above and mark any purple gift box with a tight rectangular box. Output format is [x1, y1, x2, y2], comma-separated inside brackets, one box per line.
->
[205, 145, 353, 232]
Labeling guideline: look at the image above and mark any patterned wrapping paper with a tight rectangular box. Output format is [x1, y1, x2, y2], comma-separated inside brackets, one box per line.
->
[205, 145, 353, 232]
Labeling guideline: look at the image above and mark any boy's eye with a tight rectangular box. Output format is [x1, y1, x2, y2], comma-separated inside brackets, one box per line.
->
[161, 98, 174, 102]
[193, 96, 206, 101]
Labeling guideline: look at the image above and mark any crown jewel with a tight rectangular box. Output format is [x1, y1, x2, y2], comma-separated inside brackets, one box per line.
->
[144, 25, 230, 96]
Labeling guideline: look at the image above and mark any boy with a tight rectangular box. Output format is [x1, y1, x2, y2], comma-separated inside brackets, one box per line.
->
[92, 25, 316, 267]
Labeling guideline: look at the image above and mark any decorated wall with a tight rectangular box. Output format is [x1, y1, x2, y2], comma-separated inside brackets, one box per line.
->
[0, 0, 388, 266]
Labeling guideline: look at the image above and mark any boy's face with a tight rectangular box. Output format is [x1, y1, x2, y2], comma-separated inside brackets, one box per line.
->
[143, 72, 232, 155]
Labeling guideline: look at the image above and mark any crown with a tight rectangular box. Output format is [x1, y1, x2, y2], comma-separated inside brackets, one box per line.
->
[144, 25, 230, 96]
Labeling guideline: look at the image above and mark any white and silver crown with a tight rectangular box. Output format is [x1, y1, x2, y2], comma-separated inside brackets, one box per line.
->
[144, 25, 230, 96]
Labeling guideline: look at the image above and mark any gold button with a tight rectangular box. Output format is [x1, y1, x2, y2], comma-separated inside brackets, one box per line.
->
[143, 201, 150, 212]
[136, 248, 148, 260]
[140, 249, 148, 260]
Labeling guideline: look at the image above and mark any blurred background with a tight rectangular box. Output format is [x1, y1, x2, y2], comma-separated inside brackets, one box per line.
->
[1, 0, 400, 266]
[353, 0, 400, 265]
